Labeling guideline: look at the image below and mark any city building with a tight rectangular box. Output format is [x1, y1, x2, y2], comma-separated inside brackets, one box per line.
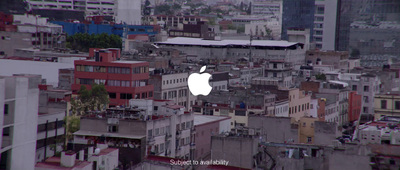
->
[288, 88, 311, 121]
[73, 99, 194, 167]
[248, 116, 298, 143]
[0, 74, 41, 170]
[313, 0, 339, 50]
[35, 146, 119, 170]
[193, 115, 230, 160]
[245, 20, 282, 40]
[36, 85, 71, 162]
[51, 21, 160, 38]
[374, 93, 400, 120]
[211, 135, 260, 170]
[24, 0, 142, 25]
[71, 48, 154, 106]
[155, 37, 306, 66]
[356, 117, 400, 145]
[143, 15, 208, 28]
[58, 68, 74, 90]
[287, 28, 311, 50]
[0, 57, 75, 87]
[281, 0, 315, 41]
[194, 90, 275, 128]
[341, 73, 381, 117]
[149, 71, 196, 110]
[305, 50, 349, 71]
[348, 91, 362, 122]
[299, 116, 317, 144]
[169, 21, 215, 40]
[262, 60, 292, 88]
[0, 13, 66, 57]
[210, 72, 229, 91]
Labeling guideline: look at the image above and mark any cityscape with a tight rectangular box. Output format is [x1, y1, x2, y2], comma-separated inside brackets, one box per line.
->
[0, 0, 400, 169]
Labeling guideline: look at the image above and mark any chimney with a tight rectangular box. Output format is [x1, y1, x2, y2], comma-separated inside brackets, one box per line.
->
[88, 146, 94, 158]
[61, 151, 76, 167]
[79, 150, 84, 161]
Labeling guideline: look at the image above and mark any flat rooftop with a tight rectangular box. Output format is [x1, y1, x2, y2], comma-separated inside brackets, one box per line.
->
[194, 115, 230, 126]
[156, 37, 300, 48]
[74, 130, 146, 139]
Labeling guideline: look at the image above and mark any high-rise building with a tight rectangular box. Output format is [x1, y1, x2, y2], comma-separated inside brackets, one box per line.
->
[0, 74, 41, 170]
[313, 0, 339, 50]
[281, 0, 315, 41]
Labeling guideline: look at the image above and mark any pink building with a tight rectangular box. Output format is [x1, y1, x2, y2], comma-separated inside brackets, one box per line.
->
[194, 115, 231, 160]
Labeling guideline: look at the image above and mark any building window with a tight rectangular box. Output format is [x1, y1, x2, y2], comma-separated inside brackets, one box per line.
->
[4, 104, 8, 115]
[108, 125, 118, 133]
[148, 129, 153, 138]
[352, 85, 357, 91]
[363, 96, 369, 103]
[307, 137, 312, 143]
[316, 6, 325, 14]
[303, 122, 306, 127]
[363, 107, 368, 113]
[395, 101, 400, 110]
[381, 100, 387, 109]
[363, 86, 369, 92]
[109, 93, 116, 99]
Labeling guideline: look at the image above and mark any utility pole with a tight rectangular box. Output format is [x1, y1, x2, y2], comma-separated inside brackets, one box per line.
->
[249, 30, 254, 68]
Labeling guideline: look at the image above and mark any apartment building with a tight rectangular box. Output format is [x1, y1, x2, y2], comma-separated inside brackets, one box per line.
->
[0, 13, 65, 57]
[193, 115, 230, 160]
[0, 74, 41, 170]
[72, 48, 154, 106]
[374, 93, 400, 120]
[143, 15, 208, 28]
[288, 88, 311, 121]
[73, 99, 194, 167]
[25, 0, 142, 25]
[149, 71, 196, 110]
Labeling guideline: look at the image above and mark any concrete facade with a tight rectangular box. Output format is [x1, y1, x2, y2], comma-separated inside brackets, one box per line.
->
[313, 0, 338, 50]
[248, 116, 298, 143]
[211, 136, 259, 169]
[0, 74, 41, 170]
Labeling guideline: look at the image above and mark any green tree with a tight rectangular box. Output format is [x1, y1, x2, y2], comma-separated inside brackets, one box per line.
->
[315, 74, 326, 81]
[143, 0, 151, 15]
[64, 115, 80, 148]
[66, 33, 122, 52]
[155, 4, 171, 15]
[237, 26, 245, 33]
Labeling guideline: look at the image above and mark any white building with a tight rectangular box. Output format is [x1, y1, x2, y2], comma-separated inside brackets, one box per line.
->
[245, 20, 282, 40]
[155, 37, 306, 66]
[287, 28, 311, 51]
[25, 0, 142, 25]
[0, 59, 74, 87]
[73, 99, 194, 160]
[340, 73, 381, 115]
[274, 99, 289, 117]
[0, 74, 41, 170]
[313, 0, 338, 50]
[149, 72, 196, 110]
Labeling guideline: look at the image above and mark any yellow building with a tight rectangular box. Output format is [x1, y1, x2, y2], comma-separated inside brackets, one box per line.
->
[374, 94, 400, 120]
[298, 116, 317, 144]
[288, 88, 311, 121]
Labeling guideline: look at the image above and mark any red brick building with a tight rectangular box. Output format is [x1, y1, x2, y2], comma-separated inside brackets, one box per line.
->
[348, 91, 362, 122]
[72, 48, 153, 106]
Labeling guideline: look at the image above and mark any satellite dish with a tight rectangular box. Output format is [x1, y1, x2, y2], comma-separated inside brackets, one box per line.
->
[94, 148, 101, 155]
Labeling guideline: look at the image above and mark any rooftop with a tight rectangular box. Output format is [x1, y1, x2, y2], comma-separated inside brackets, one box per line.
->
[74, 130, 146, 139]
[35, 157, 92, 170]
[194, 115, 230, 126]
[156, 37, 300, 48]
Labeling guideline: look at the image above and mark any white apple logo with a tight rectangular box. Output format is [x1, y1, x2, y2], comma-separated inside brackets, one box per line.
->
[188, 66, 212, 96]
